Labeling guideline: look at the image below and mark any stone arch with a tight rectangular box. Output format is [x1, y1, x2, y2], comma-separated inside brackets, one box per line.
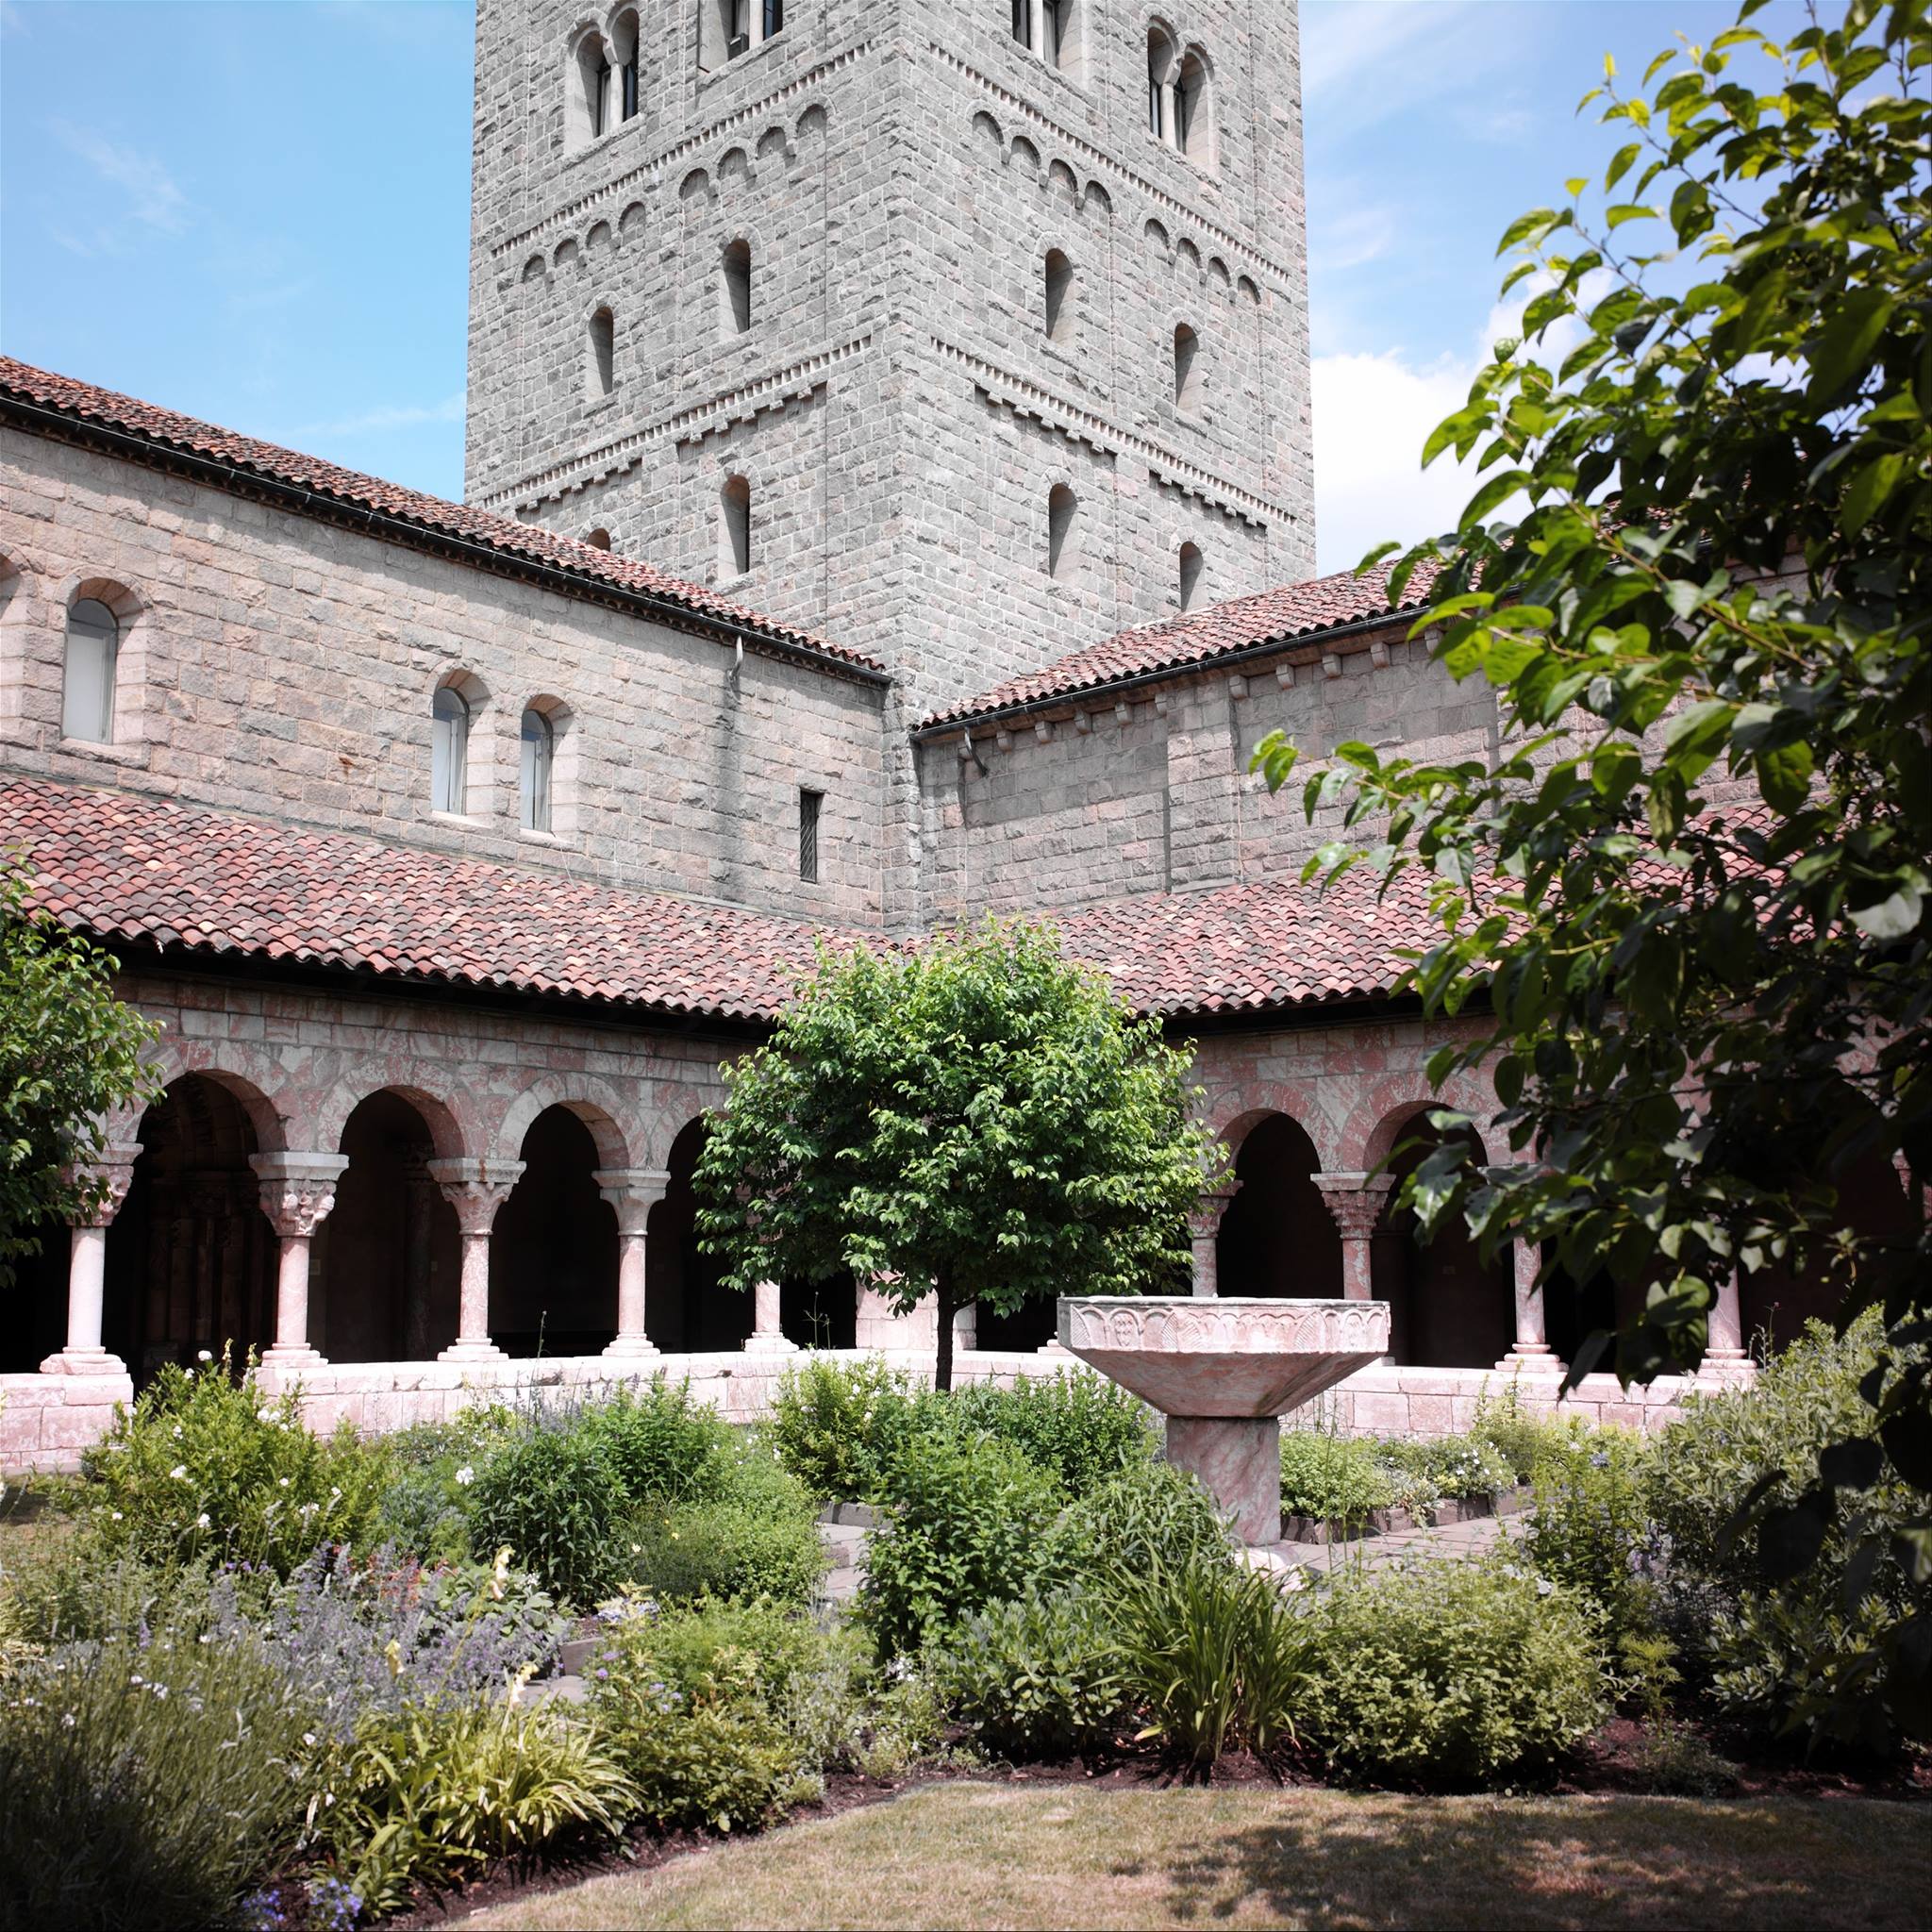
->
[1216, 1109, 1341, 1300]
[1176, 236, 1202, 273]
[1143, 217, 1171, 255]
[1207, 255, 1232, 293]
[755, 124, 789, 164]
[644, 1115, 751, 1352]
[1009, 135, 1041, 175]
[491, 1103, 620, 1356]
[491, 1081, 633, 1169]
[144, 1048, 293, 1155]
[1237, 273, 1260, 305]
[1045, 158, 1079, 205]
[0, 545, 40, 730]
[971, 108, 1004, 149]
[552, 236, 580, 272]
[521, 253, 547, 287]
[718, 144, 752, 187]
[678, 167, 713, 209]
[793, 102, 828, 142]
[1080, 180, 1112, 217]
[585, 219, 614, 257]
[617, 200, 647, 242]
[312, 1076, 468, 1164]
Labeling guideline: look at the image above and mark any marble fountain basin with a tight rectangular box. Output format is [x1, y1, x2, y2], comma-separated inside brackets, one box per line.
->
[1057, 1296, 1391, 1543]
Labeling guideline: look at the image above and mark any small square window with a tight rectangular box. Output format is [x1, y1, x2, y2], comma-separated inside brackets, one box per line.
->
[799, 788, 823, 883]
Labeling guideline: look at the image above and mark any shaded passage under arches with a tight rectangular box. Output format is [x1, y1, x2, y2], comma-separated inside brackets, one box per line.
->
[1216, 1113, 1341, 1298]
[644, 1120, 752, 1352]
[314, 1091, 460, 1361]
[490, 1106, 618, 1356]
[103, 1074, 277, 1382]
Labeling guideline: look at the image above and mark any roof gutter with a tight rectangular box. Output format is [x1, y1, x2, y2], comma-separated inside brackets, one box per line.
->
[0, 392, 892, 692]
[910, 605, 1424, 743]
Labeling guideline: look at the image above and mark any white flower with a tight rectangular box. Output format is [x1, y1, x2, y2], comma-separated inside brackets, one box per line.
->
[172, 1424, 183, 1439]
[196, 1349, 211, 1362]
[455, 1466, 474, 1486]
[196, 1512, 211, 1529]
[302, 1732, 317, 1748]
[110, 1510, 124, 1522]
[169, 1465, 188, 1480]
[61, 1712, 75, 1729]
[277, 1476, 291, 1489]
[329, 1487, 341, 1500]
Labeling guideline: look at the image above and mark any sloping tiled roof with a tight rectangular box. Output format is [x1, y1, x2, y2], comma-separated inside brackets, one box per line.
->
[0, 776, 1426, 1023]
[921, 561, 1436, 731]
[0, 357, 886, 681]
[0, 777, 841, 1023]
[1056, 869, 1431, 1017]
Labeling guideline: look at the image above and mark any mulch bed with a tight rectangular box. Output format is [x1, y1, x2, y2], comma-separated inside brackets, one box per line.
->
[1557, 1716, 1932, 1805]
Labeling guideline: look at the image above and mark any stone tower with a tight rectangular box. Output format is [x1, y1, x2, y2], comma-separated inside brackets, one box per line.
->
[464, 0, 1314, 719]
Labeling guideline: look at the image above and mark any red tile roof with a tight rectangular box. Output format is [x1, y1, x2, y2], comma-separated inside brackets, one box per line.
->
[921, 561, 1437, 731]
[0, 776, 1425, 1023]
[0, 358, 886, 681]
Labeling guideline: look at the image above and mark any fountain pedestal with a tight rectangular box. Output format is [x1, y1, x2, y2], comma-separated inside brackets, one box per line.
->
[1057, 1296, 1391, 1543]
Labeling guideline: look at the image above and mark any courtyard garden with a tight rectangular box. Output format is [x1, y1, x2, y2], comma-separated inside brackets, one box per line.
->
[0, 1311, 1925, 1930]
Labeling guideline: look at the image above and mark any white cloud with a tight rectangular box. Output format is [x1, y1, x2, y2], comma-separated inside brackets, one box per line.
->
[47, 121, 190, 234]
[1310, 200, 1395, 275]
[298, 394, 465, 438]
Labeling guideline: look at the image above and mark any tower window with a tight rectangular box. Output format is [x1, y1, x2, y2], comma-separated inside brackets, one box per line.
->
[1010, 0, 1031, 45]
[586, 527, 612, 551]
[1148, 26, 1176, 141]
[1014, 0, 1080, 74]
[1176, 47, 1212, 162]
[61, 597, 119, 743]
[1179, 542, 1205, 610]
[721, 474, 752, 575]
[722, 238, 753, 337]
[705, 0, 781, 68]
[1043, 248, 1072, 342]
[1046, 483, 1078, 580]
[1174, 324, 1201, 413]
[521, 707, 555, 833]
[798, 788, 823, 883]
[588, 307, 616, 399]
[615, 9, 641, 121]
[431, 684, 471, 816]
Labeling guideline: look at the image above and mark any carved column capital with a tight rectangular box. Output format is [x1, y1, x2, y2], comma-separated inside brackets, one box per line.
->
[62, 1142, 143, 1228]
[593, 1166, 673, 1237]
[249, 1152, 349, 1240]
[426, 1157, 525, 1233]
[1311, 1171, 1395, 1241]
[1189, 1174, 1243, 1241]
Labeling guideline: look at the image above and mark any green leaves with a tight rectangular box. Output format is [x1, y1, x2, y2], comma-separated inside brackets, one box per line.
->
[1807, 289, 1896, 405]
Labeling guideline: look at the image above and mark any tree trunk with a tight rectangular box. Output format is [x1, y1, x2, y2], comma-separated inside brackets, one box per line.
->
[934, 1266, 957, 1393]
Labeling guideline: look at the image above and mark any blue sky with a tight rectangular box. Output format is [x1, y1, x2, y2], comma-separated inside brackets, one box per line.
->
[1, 0, 1799, 571]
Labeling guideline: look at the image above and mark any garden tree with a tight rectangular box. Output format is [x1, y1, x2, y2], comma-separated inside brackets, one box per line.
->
[692, 919, 1216, 1391]
[1253, 0, 1930, 1724]
[0, 863, 160, 1286]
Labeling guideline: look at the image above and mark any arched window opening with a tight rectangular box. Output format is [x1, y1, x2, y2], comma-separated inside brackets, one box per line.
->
[1010, 0, 1032, 47]
[61, 597, 119, 743]
[1176, 47, 1211, 162]
[1043, 0, 1074, 69]
[585, 527, 612, 551]
[587, 307, 616, 399]
[705, 0, 782, 68]
[798, 787, 822, 883]
[721, 474, 752, 576]
[569, 33, 609, 147]
[1046, 483, 1078, 580]
[1174, 323, 1201, 412]
[431, 684, 470, 815]
[1178, 541, 1204, 610]
[491, 1108, 620, 1357]
[1148, 26, 1177, 141]
[520, 708, 555, 833]
[1043, 247, 1073, 342]
[647, 1119, 753, 1349]
[614, 9, 641, 121]
[722, 238, 753, 336]
[1216, 1114, 1341, 1299]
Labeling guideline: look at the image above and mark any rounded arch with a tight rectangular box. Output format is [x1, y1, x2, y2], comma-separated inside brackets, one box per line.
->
[314, 1078, 467, 1163]
[718, 143, 752, 184]
[1216, 1110, 1341, 1300]
[1046, 158, 1079, 204]
[491, 1102, 621, 1356]
[143, 1048, 291, 1155]
[520, 253, 547, 287]
[1080, 179, 1112, 217]
[1176, 42, 1216, 166]
[755, 123, 790, 164]
[491, 1081, 633, 1170]
[585, 219, 613, 255]
[794, 102, 829, 142]
[677, 167, 713, 208]
[971, 108, 1005, 149]
[644, 1115, 751, 1352]
[1143, 216, 1171, 254]
[1237, 273, 1260, 305]
[617, 200, 647, 242]
[564, 21, 612, 152]
[552, 236, 580, 272]
[1176, 236, 1202, 273]
[584, 526, 612, 550]
[1009, 135, 1041, 175]
[1178, 539, 1205, 610]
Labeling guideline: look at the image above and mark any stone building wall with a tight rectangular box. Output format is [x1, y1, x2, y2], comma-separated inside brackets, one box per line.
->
[0, 427, 891, 926]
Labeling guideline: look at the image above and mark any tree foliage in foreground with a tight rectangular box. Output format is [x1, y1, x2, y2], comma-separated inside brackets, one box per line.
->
[1254, 0, 1930, 1732]
[693, 920, 1214, 1390]
[0, 862, 160, 1286]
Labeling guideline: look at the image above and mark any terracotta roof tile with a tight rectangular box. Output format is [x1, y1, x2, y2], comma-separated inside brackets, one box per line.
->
[0, 778, 1429, 1023]
[0, 357, 885, 680]
[922, 561, 1437, 730]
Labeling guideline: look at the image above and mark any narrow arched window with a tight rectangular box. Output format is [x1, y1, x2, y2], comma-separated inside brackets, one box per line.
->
[586, 527, 612, 551]
[1148, 27, 1176, 141]
[722, 239, 752, 336]
[1010, 0, 1032, 47]
[1178, 541, 1205, 610]
[1177, 48, 1210, 161]
[62, 598, 118, 742]
[1043, 0, 1073, 68]
[1043, 248, 1073, 342]
[615, 10, 641, 121]
[588, 308, 616, 398]
[1047, 483, 1077, 580]
[1174, 323, 1201, 412]
[520, 708, 555, 833]
[431, 685, 470, 815]
[722, 475, 752, 575]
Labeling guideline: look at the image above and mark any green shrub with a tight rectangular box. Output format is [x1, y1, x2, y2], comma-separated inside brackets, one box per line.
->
[1055, 1457, 1232, 1580]
[468, 1424, 626, 1607]
[0, 1596, 313, 1929]
[591, 1593, 833, 1713]
[309, 1696, 636, 1916]
[945, 1373, 1157, 1496]
[768, 1357, 920, 1502]
[1110, 1552, 1314, 1770]
[583, 1378, 737, 1508]
[859, 1431, 1067, 1656]
[628, 1450, 824, 1606]
[1278, 1433, 1398, 1525]
[80, 1354, 388, 1579]
[935, 1588, 1125, 1760]
[1521, 1424, 1657, 1636]
[372, 1405, 520, 1561]
[1470, 1384, 1569, 1484]
[593, 1694, 805, 1834]
[1298, 1559, 1607, 1788]
[1644, 1312, 1930, 1749]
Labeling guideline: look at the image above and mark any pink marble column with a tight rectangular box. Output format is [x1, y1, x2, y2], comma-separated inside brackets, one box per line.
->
[1188, 1177, 1242, 1298]
[1703, 1269, 1754, 1378]
[1311, 1172, 1395, 1301]
[744, 1277, 797, 1354]
[1498, 1235, 1562, 1374]
[40, 1143, 142, 1375]
[249, 1153, 349, 1370]
[595, 1167, 670, 1360]
[427, 1158, 525, 1363]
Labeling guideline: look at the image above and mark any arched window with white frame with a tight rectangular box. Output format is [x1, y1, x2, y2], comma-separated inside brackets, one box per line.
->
[431, 683, 471, 815]
[61, 597, 118, 743]
[702, 0, 782, 71]
[520, 706, 556, 833]
[613, 8, 641, 122]
[568, 30, 610, 150]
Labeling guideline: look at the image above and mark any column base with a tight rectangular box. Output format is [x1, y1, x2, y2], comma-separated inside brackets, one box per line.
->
[1700, 1349, 1756, 1382]
[742, 1332, 799, 1355]
[438, 1340, 507, 1364]
[1494, 1345, 1565, 1375]
[38, 1347, 128, 1376]
[601, 1335, 663, 1362]
[259, 1344, 328, 1371]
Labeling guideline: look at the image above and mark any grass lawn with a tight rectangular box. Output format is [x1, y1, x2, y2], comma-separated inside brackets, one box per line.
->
[462, 1784, 1930, 1932]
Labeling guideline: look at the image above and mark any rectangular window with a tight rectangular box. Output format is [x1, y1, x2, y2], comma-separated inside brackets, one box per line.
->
[764, 0, 783, 39]
[798, 788, 823, 883]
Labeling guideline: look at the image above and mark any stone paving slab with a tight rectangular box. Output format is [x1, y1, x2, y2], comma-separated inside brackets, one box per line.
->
[1264, 1509, 1511, 1574]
